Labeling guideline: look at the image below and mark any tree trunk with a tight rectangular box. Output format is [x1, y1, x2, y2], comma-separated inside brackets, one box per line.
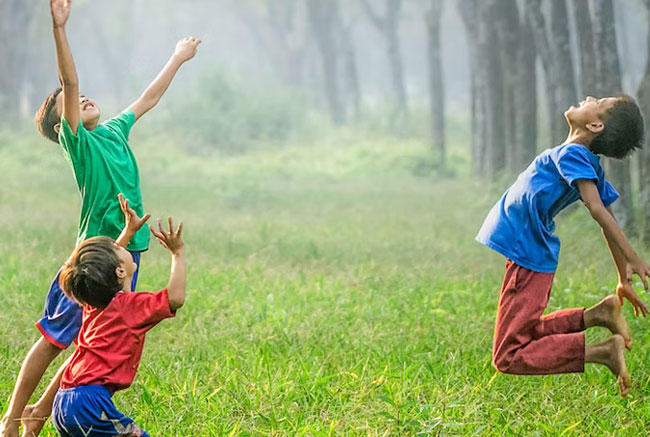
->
[458, 0, 487, 174]
[637, 0, 650, 242]
[514, 5, 538, 170]
[592, 0, 635, 234]
[306, 0, 345, 125]
[572, 0, 599, 98]
[426, 0, 445, 166]
[548, 0, 577, 142]
[0, 0, 38, 124]
[361, 0, 408, 130]
[479, 0, 506, 176]
[527, 0, 561, 145]
[334, 9, 362, 121]
[494, 0, 520, 171]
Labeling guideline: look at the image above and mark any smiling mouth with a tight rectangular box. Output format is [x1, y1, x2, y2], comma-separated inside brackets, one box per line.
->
[82, 103, 94, 110]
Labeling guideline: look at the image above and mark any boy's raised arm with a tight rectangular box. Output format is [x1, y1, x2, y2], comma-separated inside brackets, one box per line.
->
[150, 218, 186, 312]
[127, 37, 201, 122]
[51, 0, 80, 134]
[575, 178, 650, 316]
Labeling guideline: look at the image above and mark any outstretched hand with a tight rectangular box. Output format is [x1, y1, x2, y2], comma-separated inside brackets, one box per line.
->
[617, 280, 649, 318]
[150, 217, 184, 255]
[173, 37, 201, 63]
[118, 193, 150, 234]
[627, 258, 650, 293]
[50, 0, 71, 27]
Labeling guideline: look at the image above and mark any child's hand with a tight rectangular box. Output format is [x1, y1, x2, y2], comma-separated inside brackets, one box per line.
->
[627, 258, 650, 292]
[150, 217, 184, 255]
[50, 0, 71, 28]
[173, 37, 201, 63]
[617, 280, 649, 318]
[118, 193, 151, 234]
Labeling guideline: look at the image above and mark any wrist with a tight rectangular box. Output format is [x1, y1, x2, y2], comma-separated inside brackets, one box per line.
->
[170, 53, 187, 65]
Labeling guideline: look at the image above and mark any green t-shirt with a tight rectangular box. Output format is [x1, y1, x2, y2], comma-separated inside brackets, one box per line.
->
[58, 110, 149, 251]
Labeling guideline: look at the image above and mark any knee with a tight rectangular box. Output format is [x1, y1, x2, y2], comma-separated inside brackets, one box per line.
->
[492, 341, 518, 374]
[493, 354, 514, 373]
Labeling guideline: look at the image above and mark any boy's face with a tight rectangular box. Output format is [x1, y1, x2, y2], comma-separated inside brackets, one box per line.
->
[112, 243, 138, 284]
[54, 91, 101, 128]
[564, 96, 619, 132]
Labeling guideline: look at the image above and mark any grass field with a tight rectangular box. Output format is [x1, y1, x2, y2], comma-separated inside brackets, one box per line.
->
[2, 125, 650, 436]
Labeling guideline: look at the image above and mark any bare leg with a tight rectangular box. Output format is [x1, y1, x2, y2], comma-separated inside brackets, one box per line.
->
[585, 334, 631, 397]
[584, 295, 632, 350]
[0, 338, 62, 437]
[21, 356, 70, 437]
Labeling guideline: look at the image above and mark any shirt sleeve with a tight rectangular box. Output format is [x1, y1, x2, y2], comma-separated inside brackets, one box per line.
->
[58, 115, 86, 161]
[553, 145, 598, 187]
[102, 109, 136, 141]
[122, 289, 175, 332]
[598, 179, 619, 207]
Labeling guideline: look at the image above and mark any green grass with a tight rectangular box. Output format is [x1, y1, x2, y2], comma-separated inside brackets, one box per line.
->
[1, 125, 650, 436]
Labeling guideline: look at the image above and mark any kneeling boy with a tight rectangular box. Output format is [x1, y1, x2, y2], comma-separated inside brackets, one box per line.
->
[477, 95, 650, 397]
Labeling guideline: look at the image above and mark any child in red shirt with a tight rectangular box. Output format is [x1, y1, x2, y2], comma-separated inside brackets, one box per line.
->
[51, 197, 185, 437]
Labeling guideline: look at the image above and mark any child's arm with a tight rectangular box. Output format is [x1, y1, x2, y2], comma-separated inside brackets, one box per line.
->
[576, 179, 650, 316]
[115, 193, 151, 248]
[127, 37, 201, 122]
[601, 208, 649, 316]
[50, 0, 80, 134]
[150, 218, 186, 311]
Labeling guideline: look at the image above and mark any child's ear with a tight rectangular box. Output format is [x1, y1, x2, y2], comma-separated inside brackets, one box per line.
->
[587, 121, 604, 134]
[115, 266, 127, 280]
[53, 123, 61, 135]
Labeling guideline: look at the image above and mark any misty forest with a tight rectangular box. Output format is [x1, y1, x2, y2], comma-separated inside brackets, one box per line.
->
[3, 0, 650, 435]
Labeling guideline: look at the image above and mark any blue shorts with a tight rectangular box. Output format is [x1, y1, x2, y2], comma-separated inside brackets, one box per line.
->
[53, 386, 150, 437]
[36, 251, 142, 349]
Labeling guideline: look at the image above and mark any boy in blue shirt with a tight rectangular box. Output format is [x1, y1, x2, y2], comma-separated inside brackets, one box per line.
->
[477, 95, 650, 397]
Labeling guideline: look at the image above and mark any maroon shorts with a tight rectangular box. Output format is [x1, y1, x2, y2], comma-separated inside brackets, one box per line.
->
[493, 260, 585, 374]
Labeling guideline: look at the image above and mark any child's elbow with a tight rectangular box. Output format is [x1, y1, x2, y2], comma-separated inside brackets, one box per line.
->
[168, 293, 186, 311]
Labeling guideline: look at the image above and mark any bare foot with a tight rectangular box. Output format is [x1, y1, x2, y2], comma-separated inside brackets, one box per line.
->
[586, 334, 631, 397]
[0, 416, 20, 437]
[585, 295, 632, 350]
[20, 405, 48, 437]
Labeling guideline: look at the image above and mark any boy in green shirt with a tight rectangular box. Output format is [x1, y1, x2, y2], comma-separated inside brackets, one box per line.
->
[0, 1, 200, 436]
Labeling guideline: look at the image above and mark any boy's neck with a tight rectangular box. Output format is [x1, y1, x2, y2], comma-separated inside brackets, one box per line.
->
[120, 276, 134, 292]
[564, 127, 594, 150]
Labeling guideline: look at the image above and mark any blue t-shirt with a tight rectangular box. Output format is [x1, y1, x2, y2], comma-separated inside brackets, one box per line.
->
[476, 143, 619, 273]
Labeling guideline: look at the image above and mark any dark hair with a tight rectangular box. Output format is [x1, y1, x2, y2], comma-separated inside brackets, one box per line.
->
[590, 95, 644, 159]
[35, 87, 63, 143]
[59, 236, 121, 308]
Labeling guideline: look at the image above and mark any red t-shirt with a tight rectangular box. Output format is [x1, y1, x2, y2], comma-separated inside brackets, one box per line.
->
[61, 289, 175, 393]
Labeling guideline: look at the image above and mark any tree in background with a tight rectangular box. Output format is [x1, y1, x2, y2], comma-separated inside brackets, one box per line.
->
[457, 0, 486, 174]
[361, 0, 408, 129]
[548, 0, 577, 141]
[636, 0, 650, 242]
[306, 0, 345, 125]
[494, 0, 520, 171]
[513, 3, 537, 171]
[527, 0, 578, 146]
[0, 0, 39, 123]
[333, 4, 362, 122]
[426, 0, 445, 166]
[592, 0, 635, 234]
[572, 0, 599, 98]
